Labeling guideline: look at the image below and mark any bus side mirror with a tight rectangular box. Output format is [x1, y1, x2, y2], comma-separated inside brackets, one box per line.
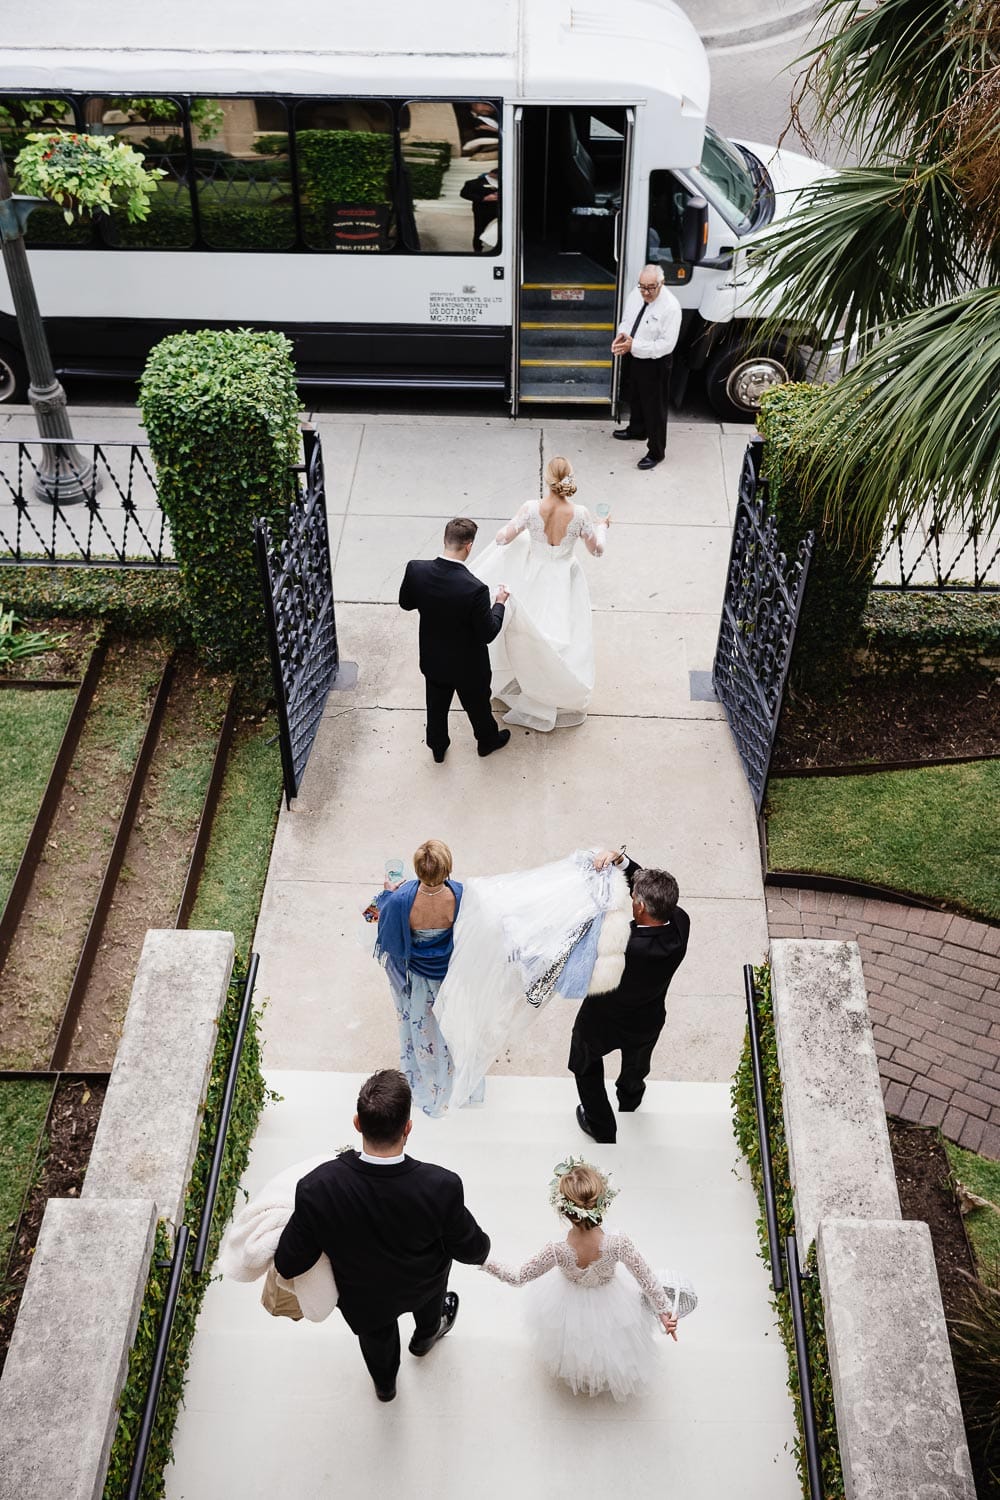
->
[681, 195, 709, 265]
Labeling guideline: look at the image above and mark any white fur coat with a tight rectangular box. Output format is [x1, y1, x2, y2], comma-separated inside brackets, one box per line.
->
[218, 1155, 338, 1322]
[587, 863, 633, 996]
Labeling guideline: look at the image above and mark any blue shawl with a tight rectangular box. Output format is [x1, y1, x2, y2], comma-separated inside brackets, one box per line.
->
[374, 879, 463, 992]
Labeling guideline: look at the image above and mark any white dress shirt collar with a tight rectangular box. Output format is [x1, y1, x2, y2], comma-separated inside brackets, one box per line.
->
[360, 1149, 406, 1165]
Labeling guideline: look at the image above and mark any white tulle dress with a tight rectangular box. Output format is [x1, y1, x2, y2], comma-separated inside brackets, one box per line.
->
[483, 1231, 670, 1402]
[470, 500, 607, 731]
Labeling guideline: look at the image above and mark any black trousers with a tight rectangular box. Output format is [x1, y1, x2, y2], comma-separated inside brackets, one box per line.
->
[425, 674, 501, 754]
[625, 355, 672, 461]
[472, 201, 498, 251]
[356, 1285, 446, 1391]
[568, 1021, 665, 1142]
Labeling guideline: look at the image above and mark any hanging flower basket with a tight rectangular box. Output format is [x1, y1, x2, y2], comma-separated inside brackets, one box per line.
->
[13, 131, 165, 225]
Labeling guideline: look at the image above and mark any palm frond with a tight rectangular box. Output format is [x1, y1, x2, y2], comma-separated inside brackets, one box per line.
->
[796, 287, 1000, 540]
[750, 163, 984, 355]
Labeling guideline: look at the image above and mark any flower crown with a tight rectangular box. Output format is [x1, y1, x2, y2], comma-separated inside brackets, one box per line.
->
[549, 1156, 619, 1224]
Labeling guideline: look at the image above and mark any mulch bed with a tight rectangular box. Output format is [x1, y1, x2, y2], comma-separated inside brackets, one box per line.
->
[0, 1077, 106, 1373]
[774, 672, 1000, 771]
[888, 1118, 976, 1320]
[0, 619, 101, 683]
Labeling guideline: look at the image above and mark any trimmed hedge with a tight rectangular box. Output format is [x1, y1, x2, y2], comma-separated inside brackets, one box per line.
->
[860, 591, 1000, 674]
[295, 129, 392, 204]
[139, 330, 300, 670]
[200, 204, 295, 251]
[102, 974, 271, 1499]
[0, 567, 190, 641]
[757, 384, 878, 696]
[731, 964, 845, 1500]
[406, 160, 445, 200]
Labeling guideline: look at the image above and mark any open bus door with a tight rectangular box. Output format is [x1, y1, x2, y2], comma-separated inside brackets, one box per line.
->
[512, 105, 635, 414]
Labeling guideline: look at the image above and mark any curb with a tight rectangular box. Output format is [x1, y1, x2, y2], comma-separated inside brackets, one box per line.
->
[702, 1, 822, 50]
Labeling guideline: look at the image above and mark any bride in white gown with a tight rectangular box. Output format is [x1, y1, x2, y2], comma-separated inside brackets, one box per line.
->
[470, 456, 609, 731]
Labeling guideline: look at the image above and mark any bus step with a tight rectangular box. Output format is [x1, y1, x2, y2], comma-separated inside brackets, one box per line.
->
[520, 283, 616, 312]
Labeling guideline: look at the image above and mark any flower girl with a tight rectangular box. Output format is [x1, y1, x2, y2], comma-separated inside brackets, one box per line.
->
[481, 1159, 677, 1401]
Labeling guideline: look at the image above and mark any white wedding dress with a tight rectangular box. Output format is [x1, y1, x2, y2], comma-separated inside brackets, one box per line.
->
[471, 500, 607, 731]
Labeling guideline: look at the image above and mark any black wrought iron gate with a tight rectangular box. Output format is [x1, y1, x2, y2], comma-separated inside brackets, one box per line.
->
[712, 440, 814, 812]
[255, 427, 340, 806]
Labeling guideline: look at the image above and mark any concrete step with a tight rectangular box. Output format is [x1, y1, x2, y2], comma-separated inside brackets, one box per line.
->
[166, 1074, 800, 1500]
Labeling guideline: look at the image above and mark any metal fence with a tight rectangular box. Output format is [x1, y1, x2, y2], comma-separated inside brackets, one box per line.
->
[874, 511, 1000, 592]
[0, 439, 174, 567]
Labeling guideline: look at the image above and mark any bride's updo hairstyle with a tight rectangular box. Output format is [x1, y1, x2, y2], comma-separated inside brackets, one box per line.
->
[545, 456, 577, 500]
[552, 1161, 617, 1233]
[413, 838, 453, 887]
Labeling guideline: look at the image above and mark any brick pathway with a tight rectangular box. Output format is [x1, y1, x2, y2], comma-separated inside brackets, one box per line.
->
[766, 886, 1000, 1158]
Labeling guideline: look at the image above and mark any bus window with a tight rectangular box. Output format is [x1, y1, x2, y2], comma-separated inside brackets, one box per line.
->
[400, 101, 500, 255]
[0, 97, 93, 245]
[190, 99, 295, 251]
[293, 101, 395, 252]
[647, 170, 685, 265]
[82, 96, 195, 248]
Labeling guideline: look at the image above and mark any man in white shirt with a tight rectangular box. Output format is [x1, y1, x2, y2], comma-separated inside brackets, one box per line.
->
[611, 264, 682, 470]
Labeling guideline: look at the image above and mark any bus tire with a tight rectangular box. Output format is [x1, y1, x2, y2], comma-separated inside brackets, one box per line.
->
[0, 343, 29, 404]
[705, 340, 799, 423]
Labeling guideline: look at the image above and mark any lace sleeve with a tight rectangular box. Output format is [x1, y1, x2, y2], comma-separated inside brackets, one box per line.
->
[579, 508, 607, 558]
[613, 1232, 669, 1313]
[481, 1242, 557, 1285]
[496, 503, 531, 546]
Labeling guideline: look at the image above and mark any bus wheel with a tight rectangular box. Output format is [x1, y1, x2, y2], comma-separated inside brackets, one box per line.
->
[0, 344, 28, 404]
[705, 341, 798, 423]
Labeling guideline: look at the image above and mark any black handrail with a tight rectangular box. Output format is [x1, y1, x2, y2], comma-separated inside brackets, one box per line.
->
[786, 1233, 825, 1500]
[125, 1223, 190, 1500]
[192, 953, 260, 1276]
[744, 964, 784, 1294]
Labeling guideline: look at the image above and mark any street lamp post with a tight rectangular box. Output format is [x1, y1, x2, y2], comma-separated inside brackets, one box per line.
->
[0, 145, 97, 504]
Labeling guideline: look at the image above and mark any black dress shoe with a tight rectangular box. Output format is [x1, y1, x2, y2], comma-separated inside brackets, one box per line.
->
[375, 1384, 396, 1402]
[432, 746, 448, 764]
[637, 455, 663, 470]
[576, 1104, 615, 1144]
[612, 429, 643, 440]
[409, 1291, 459, 1356]
[478, 729, 511, 758]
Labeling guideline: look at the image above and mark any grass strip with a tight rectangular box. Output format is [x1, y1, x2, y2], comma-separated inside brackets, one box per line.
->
[0, 1079, 53, 1270]
[766, 763, 1000, 921]
[186, 714, 283, 967]
[945, 1141, 1000, 1288]
[0, 691, 76, 909]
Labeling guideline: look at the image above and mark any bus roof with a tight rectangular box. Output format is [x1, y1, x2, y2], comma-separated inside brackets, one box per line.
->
[0, 0, 710, 165]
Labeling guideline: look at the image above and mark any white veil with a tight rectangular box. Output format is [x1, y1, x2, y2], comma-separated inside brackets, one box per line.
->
[436, 850, 628, 1108]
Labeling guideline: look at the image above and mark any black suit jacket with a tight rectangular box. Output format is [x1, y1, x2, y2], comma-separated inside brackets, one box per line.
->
[399, 557, 504, 686]
[274, 1151, 490, 1333]
[573, 858, 691, 1052]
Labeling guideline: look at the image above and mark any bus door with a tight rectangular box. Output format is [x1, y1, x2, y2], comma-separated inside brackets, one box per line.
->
[511, 105, 634, 415]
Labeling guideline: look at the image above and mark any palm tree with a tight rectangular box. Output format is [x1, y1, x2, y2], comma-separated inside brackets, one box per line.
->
[751, 0, 1000, 547]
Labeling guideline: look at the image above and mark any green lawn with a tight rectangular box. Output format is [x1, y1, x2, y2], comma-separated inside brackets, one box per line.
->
[765, 762, 1000, 921]
[0, 1080, 53, 1270]
[0, 690, 76, 910]
[945, 1141, 1000, 1287]
[187, 716, 283, 968]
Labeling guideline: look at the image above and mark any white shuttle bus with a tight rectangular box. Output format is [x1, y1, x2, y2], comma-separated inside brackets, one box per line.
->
[0, 0, 831, 420]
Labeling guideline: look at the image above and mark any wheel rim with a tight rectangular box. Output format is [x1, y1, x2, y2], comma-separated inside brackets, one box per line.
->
[0, 355, 17, 403]
[725, 355, 790, 413]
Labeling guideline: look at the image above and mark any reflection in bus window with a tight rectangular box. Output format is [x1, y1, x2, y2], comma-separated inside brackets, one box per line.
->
[83, 97, 195, 248]
[647, 170, 685, 264]
[190, 99, 295, 251]
[400, 101, 500, 254]
[293, 101, 395, 252]
[0, 97, 93, 245]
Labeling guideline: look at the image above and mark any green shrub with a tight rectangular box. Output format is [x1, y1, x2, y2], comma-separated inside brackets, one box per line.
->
[731, 964, 845, 1499]
[199, 204, 295, 250]
[860, 591, 1000, 675]
[23, 204, 95, 246]
[757, 383, 878, 696]
[253, 133, 289, 157]
[950, 1280, 1000, 1491]
[105, 203, 195, 249]
[406, 160, 445, 199]
[102, 973, 271, 1499]
[295, 128, 392, 204]
[0, 567, 190, 640]
[139, 330, 300, 670]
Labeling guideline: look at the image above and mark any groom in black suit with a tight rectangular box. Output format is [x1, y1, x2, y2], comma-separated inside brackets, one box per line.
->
[274, 1069, 490, 1401]
[399, 517, 511, 762]
[569, 850, 691, 1144]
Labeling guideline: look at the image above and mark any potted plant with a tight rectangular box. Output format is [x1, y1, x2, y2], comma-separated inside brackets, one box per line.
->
[14, 131, 165, 225]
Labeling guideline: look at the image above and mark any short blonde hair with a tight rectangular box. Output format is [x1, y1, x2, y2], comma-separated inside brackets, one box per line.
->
[413, 838, 453, 886]
[558, 1164, 607, 1231]
[544, 455, 577, 499]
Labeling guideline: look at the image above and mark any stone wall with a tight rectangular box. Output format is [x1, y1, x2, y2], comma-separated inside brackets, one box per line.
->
[0, 929, 234, 1500]
[770, 938, 975, 1500]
